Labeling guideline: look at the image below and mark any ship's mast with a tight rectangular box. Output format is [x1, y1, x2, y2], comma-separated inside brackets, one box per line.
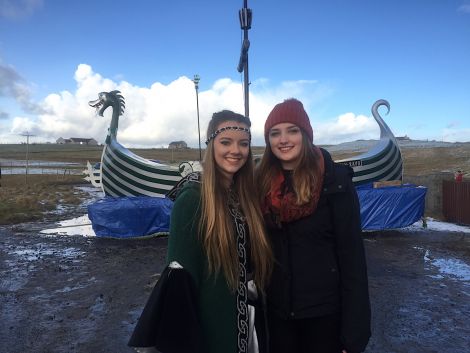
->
[237, 0, 252, 118]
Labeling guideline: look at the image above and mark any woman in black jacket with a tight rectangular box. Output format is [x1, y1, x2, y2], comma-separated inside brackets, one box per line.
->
[256, 98, 371, 353]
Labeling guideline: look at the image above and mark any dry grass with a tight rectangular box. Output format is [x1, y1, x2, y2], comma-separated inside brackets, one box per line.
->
[0, 174, 88, 225]
[0, 144, 205, 165]
[399, 146, 470, 176]
[0, 144, 269, 165]
[327, 145, 470, 177]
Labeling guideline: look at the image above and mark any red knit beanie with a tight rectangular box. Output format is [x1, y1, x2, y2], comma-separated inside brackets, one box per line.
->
[264, 98, 313, 143]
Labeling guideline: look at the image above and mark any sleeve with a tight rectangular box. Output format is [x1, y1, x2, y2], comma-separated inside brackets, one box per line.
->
[167, 184, 204, 288]
[128, 266, 203, 353]
[331, 168, 371, 353]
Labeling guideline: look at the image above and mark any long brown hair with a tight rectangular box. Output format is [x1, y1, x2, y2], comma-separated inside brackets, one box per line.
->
[200, 110, 272, 291]
[257, 130, 323, 205]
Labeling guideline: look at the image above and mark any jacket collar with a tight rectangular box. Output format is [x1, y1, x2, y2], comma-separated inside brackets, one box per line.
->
[320, 148, 336, 188]
[319, 148, 350, 194]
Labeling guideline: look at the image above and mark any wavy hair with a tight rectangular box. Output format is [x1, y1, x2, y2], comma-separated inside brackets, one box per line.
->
[200, 110, 272, 292]
[256, 130, 323, 205]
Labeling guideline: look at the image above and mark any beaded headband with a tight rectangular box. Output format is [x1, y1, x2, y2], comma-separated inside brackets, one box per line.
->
[205, 126, 251, 145]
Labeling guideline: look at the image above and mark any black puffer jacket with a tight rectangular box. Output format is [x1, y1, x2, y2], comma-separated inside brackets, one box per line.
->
[266, 149, 371, 353]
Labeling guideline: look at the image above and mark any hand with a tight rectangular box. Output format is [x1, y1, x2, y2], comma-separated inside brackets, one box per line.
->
[342, 350, 347, 353]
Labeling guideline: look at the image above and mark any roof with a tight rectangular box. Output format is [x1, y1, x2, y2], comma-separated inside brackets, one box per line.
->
[69, 138, 95, 142]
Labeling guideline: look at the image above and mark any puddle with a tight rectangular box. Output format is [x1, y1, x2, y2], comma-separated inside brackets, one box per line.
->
[41, 215, 96, 237]
[40, 185, 104, 237]
[9, 248, 54, 261]
[0, 159, 82, 175]
[6, 244, 85, 261]
[75, 185, 104, 196]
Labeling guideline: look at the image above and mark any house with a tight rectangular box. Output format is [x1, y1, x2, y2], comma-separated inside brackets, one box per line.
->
[168, 140, 188, 149]
[56, 137, 98, 145]
[56, 137, 71, 144]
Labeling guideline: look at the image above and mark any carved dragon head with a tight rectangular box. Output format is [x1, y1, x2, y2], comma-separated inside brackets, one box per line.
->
[88, 90, 125, 117]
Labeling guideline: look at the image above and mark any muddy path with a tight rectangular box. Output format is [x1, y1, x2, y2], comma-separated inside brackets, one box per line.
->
[0, 222, 167, 353]
[365, 230, 470, 352]
[0, 220, 469, 353]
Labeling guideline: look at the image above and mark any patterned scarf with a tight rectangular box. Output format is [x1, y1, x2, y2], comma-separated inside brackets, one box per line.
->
[263, 147, 324, 225]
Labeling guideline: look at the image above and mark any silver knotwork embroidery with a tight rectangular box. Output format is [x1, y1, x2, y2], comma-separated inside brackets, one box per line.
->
[229, 189, 249, 353]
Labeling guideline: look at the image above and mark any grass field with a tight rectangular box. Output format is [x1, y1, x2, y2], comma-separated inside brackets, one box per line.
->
[0, 174, 88, 224]
[0, 143, 210, 165]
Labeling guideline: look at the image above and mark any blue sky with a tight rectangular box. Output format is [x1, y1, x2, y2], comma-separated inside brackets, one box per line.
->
[1, 0, 469, 147]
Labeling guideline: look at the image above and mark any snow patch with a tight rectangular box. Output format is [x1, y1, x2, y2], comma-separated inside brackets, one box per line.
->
[423, 250, 470, 282]
[402, 217, 470, 234]
[41, 215, 96, 237]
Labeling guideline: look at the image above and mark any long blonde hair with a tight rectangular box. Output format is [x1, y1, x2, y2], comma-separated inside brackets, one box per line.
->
[200, 110, 272, 291]
[257, 130, 323, 205]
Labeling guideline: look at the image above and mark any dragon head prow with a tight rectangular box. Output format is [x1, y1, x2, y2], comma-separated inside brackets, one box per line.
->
[88, 91, 125, 117]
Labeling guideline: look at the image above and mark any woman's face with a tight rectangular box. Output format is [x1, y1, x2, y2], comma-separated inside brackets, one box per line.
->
[213, 121, 250, 186]
[268, 122, 303, 170]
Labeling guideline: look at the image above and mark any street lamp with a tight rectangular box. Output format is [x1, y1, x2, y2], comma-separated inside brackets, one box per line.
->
[193, 74, 202, 161]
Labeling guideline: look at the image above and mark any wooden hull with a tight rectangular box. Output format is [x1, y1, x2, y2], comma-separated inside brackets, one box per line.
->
[336, 99, 403, 186]
[100, 139, 182, 197]
[336, 138, 403, 186]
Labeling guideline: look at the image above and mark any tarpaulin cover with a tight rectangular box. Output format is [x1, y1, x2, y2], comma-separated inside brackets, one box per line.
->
[356, 183, 427, 231]
[87, 196, 173, 238]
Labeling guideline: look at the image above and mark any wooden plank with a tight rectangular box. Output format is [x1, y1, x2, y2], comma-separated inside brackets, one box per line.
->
[373, 180, 402, 188]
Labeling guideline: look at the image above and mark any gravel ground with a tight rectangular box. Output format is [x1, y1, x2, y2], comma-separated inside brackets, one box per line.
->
[0, 218, 469, 353]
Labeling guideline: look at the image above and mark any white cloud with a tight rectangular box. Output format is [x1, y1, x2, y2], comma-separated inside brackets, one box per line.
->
[441, 127, 470, 143]
[5, 64, 247, 147]
[0, 0, 43, 19]
[458, 4, 470, 14]
[1, 64, 386, 147]
[314, 113, 380, 145]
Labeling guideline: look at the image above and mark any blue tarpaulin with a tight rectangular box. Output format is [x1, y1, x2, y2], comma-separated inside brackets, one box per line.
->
[356, 183, 427, 231]
[87, 184, 427, 237]
[87, 196, 173, 238]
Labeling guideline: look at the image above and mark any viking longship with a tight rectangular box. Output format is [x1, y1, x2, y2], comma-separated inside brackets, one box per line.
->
[88, 91, 187, 197]
[336, 99, 403, 186]
[87, 91, 402, 196]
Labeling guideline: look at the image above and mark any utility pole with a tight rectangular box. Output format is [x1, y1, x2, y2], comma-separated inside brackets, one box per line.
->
[237, 0, 252, 118]
[193, 74, 202, 161]
[20, 131, 36, 185]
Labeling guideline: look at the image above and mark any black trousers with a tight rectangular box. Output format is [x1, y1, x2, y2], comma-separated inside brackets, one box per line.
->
[268, 312, 342, 353]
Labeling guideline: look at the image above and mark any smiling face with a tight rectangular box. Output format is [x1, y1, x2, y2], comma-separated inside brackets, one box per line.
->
[213, 121, 251, 187]
[268, 122, 303, 170]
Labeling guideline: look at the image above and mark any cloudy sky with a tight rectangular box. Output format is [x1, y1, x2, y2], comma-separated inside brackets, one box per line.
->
[1, 0, 469, 147]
